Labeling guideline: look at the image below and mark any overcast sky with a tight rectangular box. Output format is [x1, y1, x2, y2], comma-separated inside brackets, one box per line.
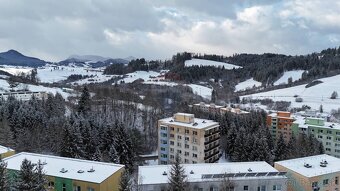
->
[0, 0, 339, 62]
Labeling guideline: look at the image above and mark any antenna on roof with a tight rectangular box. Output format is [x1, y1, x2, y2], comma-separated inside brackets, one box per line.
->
[162, 171, 167, 175]
[60, 168, 68, 173]
[190, 170, 194, 174]
[88, 166, 95, 173]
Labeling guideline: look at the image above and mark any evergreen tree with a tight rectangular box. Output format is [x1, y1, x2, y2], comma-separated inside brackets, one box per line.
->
[168, 154, 187, 191]
[15, 159, 36, 191]
[119, 171, 131, 191]
[77, 86, 91, 114]
[274, 134, 287, 161]
[34, 160, 47, 191]
[0, 159, 9, 191]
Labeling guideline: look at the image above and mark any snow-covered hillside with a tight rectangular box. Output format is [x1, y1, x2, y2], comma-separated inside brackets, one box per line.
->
[121, 71, 161, 83]
[0, 65, 32, 75]
[37, 65, 110, 83]
[274, 70, 305, 85]
[242, 74, 340, 112]
[235, 78, 262, 92]
[185, 59, 242, 69]
[0, 79, 73, 99]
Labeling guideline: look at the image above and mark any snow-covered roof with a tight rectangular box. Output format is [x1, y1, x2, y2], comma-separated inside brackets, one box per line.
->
[193, 103, 224, 109]
[0, 145, 14, 154]
[159, 117, 219, 130]
[293, 116, 340, 130]
[3, 152, 124, 183]
[139, 162, 286, 185]
[275, 154, 340, 178]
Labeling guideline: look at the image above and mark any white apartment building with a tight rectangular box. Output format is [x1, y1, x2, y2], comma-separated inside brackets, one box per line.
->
[158, 113, 220, 164]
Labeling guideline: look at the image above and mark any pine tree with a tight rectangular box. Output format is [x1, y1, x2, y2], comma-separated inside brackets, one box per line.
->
[168, 154, 187, 191]
[77, 86, 91, 114]
[15, 159, 36, 191]
[119, 171, 131, 191]
[274, 134, 287, 161]
[0, 159, 9, 191]
[34, 160, 47, 191]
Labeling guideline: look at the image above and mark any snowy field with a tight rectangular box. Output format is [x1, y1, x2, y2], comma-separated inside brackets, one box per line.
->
[274, 70, 305, 86]
[185, 59, 242, 69]
[121, 71, 161, 83]
[0, 65, 32, 75]
[0, 79, 73, 99]
[37, 65, 108, 83]
[235, 78, 262, 92]
[187, 84, 212, 100]
[242, 74, 340, 112]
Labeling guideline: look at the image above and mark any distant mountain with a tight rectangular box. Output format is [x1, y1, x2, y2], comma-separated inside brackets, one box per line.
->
[0, 49, 46, 67]
[59, 54, 130, 68]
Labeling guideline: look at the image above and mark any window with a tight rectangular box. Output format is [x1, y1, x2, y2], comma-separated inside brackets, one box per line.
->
[192, 161, 197, 164]
[323, 179, 329, 185]
[327, 130, 332, 134]
[177, 142, 182, 147]
[184, 159, 189, 163]
[48, 181, 55, 188]
[193, 138, 198, 144]
[244, 186, 249, 190]
[193, 131, 197, 135]
[192, 153, 197, 158]
[336, 132, 340, 135]
[327, 136, 332, 140]
[209, 186, 218, 191]
[170, 127, 174, 131]
[170, 134, 174, 138]
[177, 135, 182, 140]
[273, 185, 282, 191]
[170, 141, 174, 145]
[177, 150, 182, 154]
[73, 186, 81, 191]
[185, 152, 189, 156]
[326, 148, 331, 151]
[185, 144, 189, 149]
[312, 182, 318, 187]
[318, 135, 323, 139]
[161, 140, 167, 145]
[161, 147, 166, 151]
[87, 188, 95, 191]
[193, 146, 197, 151]
[336, 177, 339, 185]
[62, 183, 67, 191]
[160, 126, 167, 130]
[326, 142, 331, 146]
[257, 185, 266, 191]
[185, 137, 190, 141]
[160, 154, 168, 158]
[177, 128, 180, 133]
[170, 155, 174, 159]
[185, 129, 189, 134]
[170, 148, 174, 153]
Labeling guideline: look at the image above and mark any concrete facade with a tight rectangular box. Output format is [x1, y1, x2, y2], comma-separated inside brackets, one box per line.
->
[158, 113, 220, 164]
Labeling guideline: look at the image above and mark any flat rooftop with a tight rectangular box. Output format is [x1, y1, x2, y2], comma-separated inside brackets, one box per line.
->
[275, 154, 340, 177]
[139, 162, 286, 185]
[3, 152, 124, 183]
[0, 145, 14, 154]
[159, 117, 219, 130]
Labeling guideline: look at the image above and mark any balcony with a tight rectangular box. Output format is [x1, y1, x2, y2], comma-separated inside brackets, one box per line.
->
[204, 143, 220, 153]
[204, 150, 220, 160]
[204, 136, 220, 145]
[204, 130, 220, 137]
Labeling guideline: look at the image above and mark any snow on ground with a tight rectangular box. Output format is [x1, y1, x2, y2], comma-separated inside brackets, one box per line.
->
[242, 74, 340, 112]
[37, 65, 110, 83]
[274, 70, 305, 86]
[0, 65, 33, 75]
[143, 81, 178, 86]
[121, 71, 161, 83]
[185, 59, 242, 69]
[0, 79, 74, 99]
[72, 75, 117, 85]
[235, 78, 262, 92]
[187, 84, 212, 100]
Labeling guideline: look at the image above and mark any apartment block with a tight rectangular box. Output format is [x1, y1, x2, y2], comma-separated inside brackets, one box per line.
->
[3, 152, 125, 191]
[158, 113, 220, 164]
[304, 117, 340, 158]
[275, 154, 340, 191]
[267, 111, 298, 142]
[0, 91, 48, 101]
[139, 162, 288, 191]
[0, 145, 15, 159]
[191, 102, 249, 115]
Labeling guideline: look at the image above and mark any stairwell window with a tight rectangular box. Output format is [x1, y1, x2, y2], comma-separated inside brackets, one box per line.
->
[273, 185, 282, 191]
[62, 183, 67, 191]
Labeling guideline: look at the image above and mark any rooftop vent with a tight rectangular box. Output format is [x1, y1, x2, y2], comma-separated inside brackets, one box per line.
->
[320, 160, 328, 167]
[190, 170, 194, 174]
[87, 167, 95, 173]
[77, 170, 84, 173]
[304, 163, 312, 168]
[202, 120, 206, 123]
[60, 168, 68, 173]
[169, 120, 174, 122]
[193, 122, 198, 126]
[162, 171, 167, 176]
[248, 168, 252, 172]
